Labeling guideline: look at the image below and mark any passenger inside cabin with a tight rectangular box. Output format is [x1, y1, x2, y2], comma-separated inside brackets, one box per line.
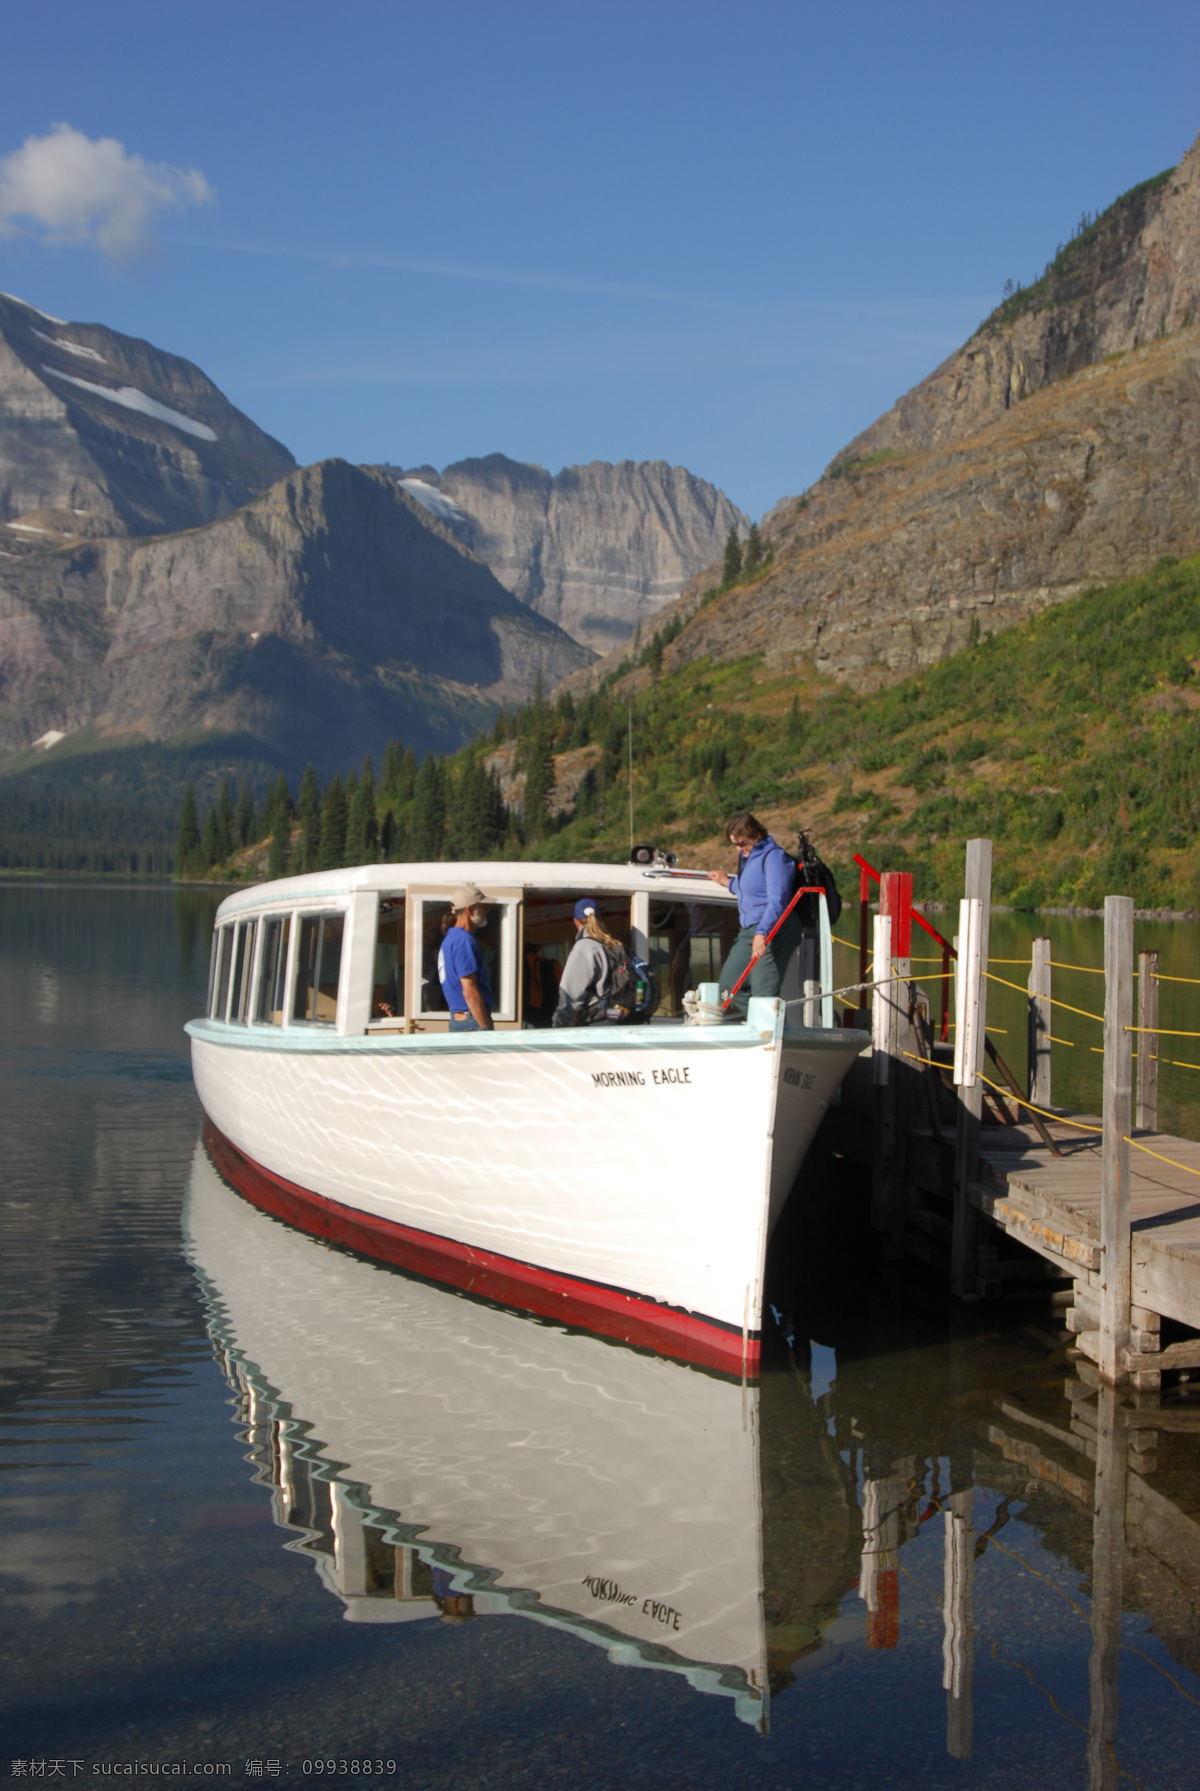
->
[706, 810, 801, 1019]
[552, 898, 623, 1027]
[438, 885, 496, 1032]
[523, 942, 562, 1028]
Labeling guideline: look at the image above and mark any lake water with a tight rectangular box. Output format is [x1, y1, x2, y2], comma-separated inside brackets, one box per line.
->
[2, 885, 1198, 1790]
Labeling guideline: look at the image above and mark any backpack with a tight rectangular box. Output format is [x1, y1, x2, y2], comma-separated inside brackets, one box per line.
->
[579, 944, 659, 1024]
[794, 831, 843, 928]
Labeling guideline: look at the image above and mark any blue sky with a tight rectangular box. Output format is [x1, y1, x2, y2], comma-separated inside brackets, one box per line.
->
[1, 1, 1197, 517]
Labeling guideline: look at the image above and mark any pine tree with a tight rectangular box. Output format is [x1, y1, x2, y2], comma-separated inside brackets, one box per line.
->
[722, 527, 743, 587]
[345, 758, 378, 864]
[521, 726, 556, 839]
[318, 775, 349, 870]
[176, 784, 201, 877]
[235, 780, 257, 848]
[267, 803, 292, 879]
[216, 780, 236, 863]
[786, 694, 803, 745]
[297, 764, 320, 873]
[410, 754, 447, 860]
[744, 522, 764, 576]
[200, 805, 220, 870]
[381, 738, 403, 800]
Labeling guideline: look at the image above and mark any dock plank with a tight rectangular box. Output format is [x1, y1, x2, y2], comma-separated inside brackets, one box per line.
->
[979, 1128, 1200, 1332]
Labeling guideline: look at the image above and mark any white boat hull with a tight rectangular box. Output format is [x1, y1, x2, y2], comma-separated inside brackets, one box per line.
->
[188, 1012, 864, 1374]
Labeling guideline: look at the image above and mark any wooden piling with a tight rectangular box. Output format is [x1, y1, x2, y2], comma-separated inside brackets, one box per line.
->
[952, 840, 991, 1299]
[1099, 896, 1133, 1385]
[1086, 1383, 1126, 1790]
[870, 914, 894, 1239]
[1136, 949, 1159, 1133]
[1027, 935, 1052, 1109]
[942, 1488, 974, 1760]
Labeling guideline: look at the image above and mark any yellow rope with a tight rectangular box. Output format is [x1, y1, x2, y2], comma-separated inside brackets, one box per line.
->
[1049, 959, 1107, 976]
[1123, 1135, 1200, 1181]
[985, 968, 1038, 996]
[1128, 1023, 1200, 1038]
[1040, 992, 1107, 1026]
[975, 1073, 1102, 1132]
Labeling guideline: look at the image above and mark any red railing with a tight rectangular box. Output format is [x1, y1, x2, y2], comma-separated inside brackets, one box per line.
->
[853, 852, 955, 1041]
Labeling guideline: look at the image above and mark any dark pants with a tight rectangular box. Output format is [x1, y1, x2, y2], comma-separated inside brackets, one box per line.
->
[719, 913, 804, 1020]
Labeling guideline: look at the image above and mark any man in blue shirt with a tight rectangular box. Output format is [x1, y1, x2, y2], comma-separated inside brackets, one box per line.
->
[706, 812, 800, 1019]
[438, 884, 496, 1031]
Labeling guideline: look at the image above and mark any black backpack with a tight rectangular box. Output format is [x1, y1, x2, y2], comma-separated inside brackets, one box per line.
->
[794, 831, 843, 928]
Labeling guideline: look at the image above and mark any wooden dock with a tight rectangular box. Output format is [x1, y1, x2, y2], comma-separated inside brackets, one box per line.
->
[822, 850, 1200, 1393]
[974, 1122, 1200, 1390]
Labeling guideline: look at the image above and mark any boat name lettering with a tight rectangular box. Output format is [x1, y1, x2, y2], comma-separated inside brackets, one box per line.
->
[642, 1597, 682, 1632]
[784, 1067, 815, 1089]
[590, 1067, 693, 1090]
[583, 1575, 637, 1606]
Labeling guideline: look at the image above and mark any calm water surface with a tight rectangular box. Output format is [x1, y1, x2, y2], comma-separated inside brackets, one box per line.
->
[2, 886, 1198, 1790]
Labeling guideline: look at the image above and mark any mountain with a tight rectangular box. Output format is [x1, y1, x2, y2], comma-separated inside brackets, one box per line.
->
[379, 454, 747, 652]
[567, 130, 1200, 698]
[0, 459, 592, 775]
[0, 290, 295, 538]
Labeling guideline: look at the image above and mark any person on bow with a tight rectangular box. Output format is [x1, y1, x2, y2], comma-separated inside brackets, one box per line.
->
[706, 811, 800, 1019]
[438, 885, 496, 1032]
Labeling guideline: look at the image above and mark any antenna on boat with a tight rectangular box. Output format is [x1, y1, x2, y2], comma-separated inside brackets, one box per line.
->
[627, 692, 634, 852]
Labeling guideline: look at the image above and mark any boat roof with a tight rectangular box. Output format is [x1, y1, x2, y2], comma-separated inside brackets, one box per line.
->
[214, 860, 738, 922]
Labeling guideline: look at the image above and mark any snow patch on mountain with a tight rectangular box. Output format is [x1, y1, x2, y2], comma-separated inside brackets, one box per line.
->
[41, 367, 218, 441]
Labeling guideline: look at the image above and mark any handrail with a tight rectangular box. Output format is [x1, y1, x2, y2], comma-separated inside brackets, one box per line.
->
[853, 851, 955, 956]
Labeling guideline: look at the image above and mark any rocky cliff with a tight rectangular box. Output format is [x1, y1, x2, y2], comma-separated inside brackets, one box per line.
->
[569, 130, 1200, 698]
[0, 460, 593, 770]
[381, 454, 746, 652]
[0, 290, 295, 539]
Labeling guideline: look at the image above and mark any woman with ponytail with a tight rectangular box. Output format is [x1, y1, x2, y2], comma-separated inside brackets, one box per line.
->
[552, 898, 624, 1027]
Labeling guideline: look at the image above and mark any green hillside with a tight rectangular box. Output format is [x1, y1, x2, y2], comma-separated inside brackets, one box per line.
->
[187, 550, 1200, 913]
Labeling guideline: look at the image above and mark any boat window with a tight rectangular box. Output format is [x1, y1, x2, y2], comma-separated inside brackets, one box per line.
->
[211, 925, 234, 1019]
[255, 915, 291, 1025]
[293, 913, 345, 1024]
[228, 920, 257, 1023]
[648, 898, 740, 1017]
[372, 897, 405, 1018]
[417, 900, 453, 1015]
[522, 892, 631, 1028]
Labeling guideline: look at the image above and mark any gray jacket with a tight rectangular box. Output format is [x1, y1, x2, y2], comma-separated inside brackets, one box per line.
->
[551, 936, 613, 1026]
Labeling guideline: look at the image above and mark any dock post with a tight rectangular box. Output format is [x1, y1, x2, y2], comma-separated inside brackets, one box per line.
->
[1027, 935, 1052, 1109]
[1136, 949, 1159, 1133]
[1086, 1383, 1127, 1791]
[879, 873, 913, 1259]
[1100, 896, 1133, 1385]
[942, 1487, 974, 1760]
[870, 914, 894, 1240]
[952, 840, 991, 1299]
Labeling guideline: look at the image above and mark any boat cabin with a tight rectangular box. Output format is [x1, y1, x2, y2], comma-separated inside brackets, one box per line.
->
[204, 860, 755, 1037]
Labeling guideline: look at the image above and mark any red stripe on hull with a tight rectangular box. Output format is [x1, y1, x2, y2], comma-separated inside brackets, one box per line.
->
[201, 1122, 760, 1379]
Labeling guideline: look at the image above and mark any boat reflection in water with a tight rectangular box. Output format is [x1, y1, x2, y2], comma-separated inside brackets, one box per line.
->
[184, 1141, 786, 1729]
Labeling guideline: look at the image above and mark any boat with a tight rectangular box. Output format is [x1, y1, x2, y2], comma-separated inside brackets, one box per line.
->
[184, 1142, 774, 1727]
[186, 857, 867, 1375]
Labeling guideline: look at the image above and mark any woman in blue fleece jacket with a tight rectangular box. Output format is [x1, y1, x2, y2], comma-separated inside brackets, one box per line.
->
[706, 811, 802, 1018]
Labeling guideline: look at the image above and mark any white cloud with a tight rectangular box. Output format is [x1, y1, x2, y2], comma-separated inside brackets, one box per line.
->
[0, 124, 215, 262]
